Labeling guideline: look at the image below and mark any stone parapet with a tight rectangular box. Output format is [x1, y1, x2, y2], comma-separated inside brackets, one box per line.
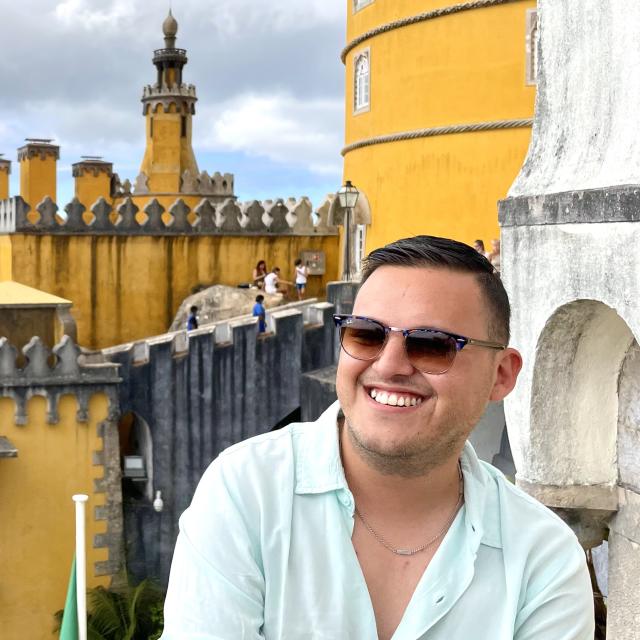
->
[0, 158, 11, 174]
[142, 82, 197, 115]
[0, 194, 338, 236]
[0, 335, 120, 425]
[103, 296, 338, 585]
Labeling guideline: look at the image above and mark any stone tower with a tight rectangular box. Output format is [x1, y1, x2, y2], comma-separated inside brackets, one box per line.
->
[138, 11, 200, 195]
[499, 1, 640, 635]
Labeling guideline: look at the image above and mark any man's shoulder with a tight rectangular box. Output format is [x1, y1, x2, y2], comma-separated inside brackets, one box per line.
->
[216, 420, 319, 470]
[475, 458, 581, 550]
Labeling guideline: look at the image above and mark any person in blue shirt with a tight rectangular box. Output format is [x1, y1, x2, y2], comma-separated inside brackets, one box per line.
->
[186, 305, 198, 331]
[252, 294, 266, 333]
[162, 235, 594, 639]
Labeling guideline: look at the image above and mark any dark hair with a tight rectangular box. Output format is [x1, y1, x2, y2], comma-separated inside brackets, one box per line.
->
[294, 258, 302, 266]
[256, 260, 266, 271]
[189, 305, 198, 313]
[255, 294, 264, 303]
[273, 266, 280, 272]
[361, 235, 510, 342]
[474, 239, 485, 250]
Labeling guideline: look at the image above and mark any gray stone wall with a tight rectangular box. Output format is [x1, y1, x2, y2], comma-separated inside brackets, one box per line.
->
[104, 300, 336, 585]
[500, 1, 640, 633]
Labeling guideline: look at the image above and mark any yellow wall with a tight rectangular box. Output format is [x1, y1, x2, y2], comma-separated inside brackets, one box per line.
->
[344, 0, 536, 251]
[0, 166, 9, 200]
[20, 155, 57, 209]
[0, 236, 13, 279]
[75, 171, 113, 211]
[6, 233, 340, 349]
[0, 393, 110, 640]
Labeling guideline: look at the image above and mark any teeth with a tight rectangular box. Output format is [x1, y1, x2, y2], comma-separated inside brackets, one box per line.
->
[369, 389, 422, 407]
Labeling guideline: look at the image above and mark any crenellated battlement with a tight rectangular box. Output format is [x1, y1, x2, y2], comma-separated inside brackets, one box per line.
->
[142, 83, 196, 98]
[0, 194, 338, 236]
[0, 334, 120, 425]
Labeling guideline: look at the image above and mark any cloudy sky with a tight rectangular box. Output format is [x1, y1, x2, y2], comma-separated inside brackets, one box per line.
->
[0, 0, 346, 206]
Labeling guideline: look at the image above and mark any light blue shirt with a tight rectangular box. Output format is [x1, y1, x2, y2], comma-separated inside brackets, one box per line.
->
[162, 402, 594, 639]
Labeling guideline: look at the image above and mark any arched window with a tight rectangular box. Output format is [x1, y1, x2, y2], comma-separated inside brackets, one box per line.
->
[354, 50, 370, 113]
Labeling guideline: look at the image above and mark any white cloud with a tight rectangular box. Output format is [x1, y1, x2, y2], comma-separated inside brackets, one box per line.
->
[54, 0, 135, 30]
[2, 0, 345, 200]
[199, 93, 343, 176]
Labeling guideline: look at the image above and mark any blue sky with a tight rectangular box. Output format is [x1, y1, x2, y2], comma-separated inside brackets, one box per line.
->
[0, 0, 346, 207]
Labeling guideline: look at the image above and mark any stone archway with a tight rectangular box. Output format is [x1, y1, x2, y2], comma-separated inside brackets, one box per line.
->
[118, 411, 154, 502]
[528, 300, 635, 490]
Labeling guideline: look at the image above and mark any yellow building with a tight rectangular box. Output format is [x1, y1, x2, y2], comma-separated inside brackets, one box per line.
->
[0, 11, 339, 349]
[0, 384, 122, 640]
[342, 0, 537, 260]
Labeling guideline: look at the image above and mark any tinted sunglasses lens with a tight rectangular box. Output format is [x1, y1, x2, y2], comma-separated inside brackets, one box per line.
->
[340, 318, 386, 360]
[405, 331, 457, 373]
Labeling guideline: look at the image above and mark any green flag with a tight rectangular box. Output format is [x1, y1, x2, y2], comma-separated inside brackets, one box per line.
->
[59, 555, 78, 640]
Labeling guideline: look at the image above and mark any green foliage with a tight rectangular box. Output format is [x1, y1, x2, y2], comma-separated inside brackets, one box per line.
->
[54, 578, 164, 640]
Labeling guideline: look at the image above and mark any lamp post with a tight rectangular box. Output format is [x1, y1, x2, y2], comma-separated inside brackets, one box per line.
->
[337, 180, 360, 280]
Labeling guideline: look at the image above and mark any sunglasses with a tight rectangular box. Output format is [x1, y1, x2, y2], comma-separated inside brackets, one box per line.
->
[333, 314, 506, 375]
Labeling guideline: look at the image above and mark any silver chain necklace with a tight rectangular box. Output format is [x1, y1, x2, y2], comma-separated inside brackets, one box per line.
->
[354, 463, 464, 556]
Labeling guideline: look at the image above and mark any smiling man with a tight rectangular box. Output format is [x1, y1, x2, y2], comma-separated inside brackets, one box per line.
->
[162, 236, 594, 639]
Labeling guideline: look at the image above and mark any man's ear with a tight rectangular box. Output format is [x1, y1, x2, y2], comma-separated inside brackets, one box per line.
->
[489, 347, 523, 402]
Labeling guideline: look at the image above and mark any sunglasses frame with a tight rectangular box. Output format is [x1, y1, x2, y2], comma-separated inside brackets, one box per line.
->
[332, 314, 506, 374]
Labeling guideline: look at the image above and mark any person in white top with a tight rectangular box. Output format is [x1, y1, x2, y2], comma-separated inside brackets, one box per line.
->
[263, 268, 280, 294]
[294, 258, 308, 300]
[264, 267, 292, 296]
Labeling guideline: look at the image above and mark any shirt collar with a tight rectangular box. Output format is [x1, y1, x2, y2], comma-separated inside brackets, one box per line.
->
[294, 400, 346, 495]
[294, 400, 503, 549]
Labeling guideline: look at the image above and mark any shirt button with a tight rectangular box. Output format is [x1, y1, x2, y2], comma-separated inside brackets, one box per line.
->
[340, 493, 353, 509]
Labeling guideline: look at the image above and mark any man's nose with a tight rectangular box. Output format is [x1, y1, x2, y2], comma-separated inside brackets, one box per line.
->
[371, 331, 415, 377]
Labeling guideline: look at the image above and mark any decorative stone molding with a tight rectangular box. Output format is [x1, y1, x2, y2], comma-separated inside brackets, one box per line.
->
[0, 335, 120, 426]
[142, 83, 197, 115]
[17, 143, 60, 162]
[133, 172, 150, 194]
[180, 169, 198, 193]
[0, 195, 338, 236]
[0, 159, 11, 175]
[72, 161, 113, 178]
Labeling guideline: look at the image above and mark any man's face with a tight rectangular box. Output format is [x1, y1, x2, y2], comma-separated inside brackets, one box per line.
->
[336, 265, 519, 475]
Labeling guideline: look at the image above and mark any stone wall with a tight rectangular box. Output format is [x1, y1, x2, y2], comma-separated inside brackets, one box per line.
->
[103, 299, 336, 585]
[499, 1, 640, 634]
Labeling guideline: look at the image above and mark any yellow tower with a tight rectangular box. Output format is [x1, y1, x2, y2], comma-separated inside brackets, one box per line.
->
[17, 139, 59, 208]
[342, 0, 537, 257]
[73, 157, 114, 208]
[138, 11, 200, 195]
[0, 156, 10, 200]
